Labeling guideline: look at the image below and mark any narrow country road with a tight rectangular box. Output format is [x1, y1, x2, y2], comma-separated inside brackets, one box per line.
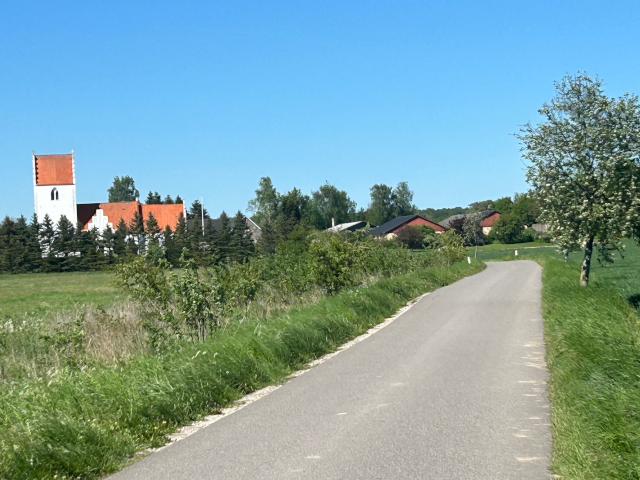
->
[111, 261, 551, 479]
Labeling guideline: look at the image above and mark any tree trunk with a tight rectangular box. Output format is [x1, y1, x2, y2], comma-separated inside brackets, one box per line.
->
[580, 236, 594, 287]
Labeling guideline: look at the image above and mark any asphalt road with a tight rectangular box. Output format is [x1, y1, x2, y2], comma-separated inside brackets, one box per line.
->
[111, 261, 551, 479]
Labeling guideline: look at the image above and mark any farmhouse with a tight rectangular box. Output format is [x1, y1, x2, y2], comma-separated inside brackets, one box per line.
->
[368, 215, 445, 239]
[440, 210, 501, 235]
[33, 151, 186, 233]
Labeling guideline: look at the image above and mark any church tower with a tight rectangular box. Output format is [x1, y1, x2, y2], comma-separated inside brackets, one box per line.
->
[32, 150, 78, 226]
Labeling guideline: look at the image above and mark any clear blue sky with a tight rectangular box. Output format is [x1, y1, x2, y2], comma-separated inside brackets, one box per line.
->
[2, 0, 639, 219]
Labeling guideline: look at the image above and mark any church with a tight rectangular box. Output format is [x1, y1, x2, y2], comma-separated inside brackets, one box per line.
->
[33, 150, 186, 232]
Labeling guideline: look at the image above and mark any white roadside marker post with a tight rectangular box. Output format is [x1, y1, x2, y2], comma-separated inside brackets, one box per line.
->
[467, 256, 471, 264]
[515, 250, 518, 256]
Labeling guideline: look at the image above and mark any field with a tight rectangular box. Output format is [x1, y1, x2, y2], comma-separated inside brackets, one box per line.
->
[473, 239, 640, 308]
[0, 271, 121, 319]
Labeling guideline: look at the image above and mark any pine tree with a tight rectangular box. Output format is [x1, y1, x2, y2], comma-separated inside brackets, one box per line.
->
[39, 214, 58, 272]
[145, 213, 162, 247]
[230, 211, 254, 263]
[0, 217, 17, 273]
[114, 219, 128, 257]
[164, 195, 174, 204]
[213, 211, 232, 263]
[26, 214, 42, 272]
[129, 210, 146, 254]
[102, 225, 115, 264]
[175, 195, 184, 204]
[256, 217, 278, 255]
[55, 215, 77, 271]
[145, 191, 162, 204]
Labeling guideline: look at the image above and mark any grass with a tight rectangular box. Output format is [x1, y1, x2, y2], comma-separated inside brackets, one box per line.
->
[0, 259, 484, 479]
[0, 271, 121, 319]
[481, 239, 640, 310]
[494, 240, 640, 478]
[529, 256, 640, 479]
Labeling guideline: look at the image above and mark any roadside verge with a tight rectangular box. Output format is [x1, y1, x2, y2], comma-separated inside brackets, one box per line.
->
[499, 255, 640, 479]
[0, 260, 484, 479]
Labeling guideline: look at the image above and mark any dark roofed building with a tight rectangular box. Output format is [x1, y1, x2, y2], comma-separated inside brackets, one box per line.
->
[369, 215, 445, 238]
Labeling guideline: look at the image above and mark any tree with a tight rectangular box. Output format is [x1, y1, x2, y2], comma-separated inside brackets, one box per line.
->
[366, 182, 416, 226]
[393, 181, 416, 217]
[188, 199, 208, 220]
[39, 214, 57, 271]
[256, 218, 277, 255]
[175, 195, 184, 204]
[518, 73, 640, 286]
[308, 183, 356, 229]
[129, 210, 146, 254]
[247, 176, 279, 226]
[114, 219, 128, 257]
[213, 211, 232, 262]
[108, 176, 139, 202]
[462, 212, 485, 256]
[230, 211, 255, 263]
[276, 188, 310, 238]
[164, 195, 174, 204]
[145, 213, 162, 246]
[367, 184, 395, 226]
[145, 191, 162, 205]
[468, 200, 494, 212]
[395, 226, 426, 249]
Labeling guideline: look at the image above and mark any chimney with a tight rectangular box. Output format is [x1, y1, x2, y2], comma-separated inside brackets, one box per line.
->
[331, 218, 335, 228]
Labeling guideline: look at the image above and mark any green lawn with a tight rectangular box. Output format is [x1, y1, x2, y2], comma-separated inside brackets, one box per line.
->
[0, 271, 122, 319]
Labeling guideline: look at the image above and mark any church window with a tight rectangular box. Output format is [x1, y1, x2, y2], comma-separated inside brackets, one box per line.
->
[51, 188, 59, 201]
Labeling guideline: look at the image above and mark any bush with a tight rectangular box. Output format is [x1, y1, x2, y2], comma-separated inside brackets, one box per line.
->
[488, 212, 535, 244]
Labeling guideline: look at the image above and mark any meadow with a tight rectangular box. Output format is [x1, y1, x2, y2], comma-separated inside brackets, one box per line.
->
[0, 271, 120, 319]
[472, 239, 640, 310]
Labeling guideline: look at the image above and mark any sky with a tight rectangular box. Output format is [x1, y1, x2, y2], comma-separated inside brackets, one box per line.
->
[2, 0, 640, 219]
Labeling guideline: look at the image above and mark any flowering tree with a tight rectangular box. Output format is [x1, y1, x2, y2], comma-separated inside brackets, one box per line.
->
[517, 73, 640, 286]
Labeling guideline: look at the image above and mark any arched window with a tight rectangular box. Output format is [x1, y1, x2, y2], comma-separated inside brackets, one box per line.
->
[51, 188, 59, 201]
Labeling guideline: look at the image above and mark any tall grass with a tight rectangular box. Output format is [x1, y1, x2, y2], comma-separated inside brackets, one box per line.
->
[0, 260, 483, 479]
[519, 256, 640, 479]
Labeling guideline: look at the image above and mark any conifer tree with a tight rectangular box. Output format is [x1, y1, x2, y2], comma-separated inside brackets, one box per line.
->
[164, 225, 180, 266]
[145, 213, 162, 246]
[213, 211, 232, 262]
[26, 214, 42, 272]
[256, 217, 278, 255]
[129, 210, 145, 254]
[164, 195, 174, 204]
[55, 215, 76, 266]
[114, 219, 128, 257]
[39, 214, 57, 271]
[0, 216, 17, 273]
[230, 211, 254, 263]
[102, 225, 115, 263]
[202, 218, 220, 265]
[175, 195, 184, 204]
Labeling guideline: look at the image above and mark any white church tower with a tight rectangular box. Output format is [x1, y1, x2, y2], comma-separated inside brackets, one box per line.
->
[32, 150, 78, 226]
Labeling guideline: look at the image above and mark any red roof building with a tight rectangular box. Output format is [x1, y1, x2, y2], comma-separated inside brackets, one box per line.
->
[77, 201, 186, 232]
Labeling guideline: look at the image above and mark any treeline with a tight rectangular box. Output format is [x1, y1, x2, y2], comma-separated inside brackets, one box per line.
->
[0, 210, 255, 274]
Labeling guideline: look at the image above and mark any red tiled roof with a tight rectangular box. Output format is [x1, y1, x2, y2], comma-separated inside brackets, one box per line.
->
[479, 212, 500, 227]
[141, 204, 185, 231]
[34, 154, 74, 185]
[78, 201, 140, 231]
[78, 202, 184, 232]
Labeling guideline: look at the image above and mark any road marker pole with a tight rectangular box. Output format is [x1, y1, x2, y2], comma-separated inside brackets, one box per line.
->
[467, 256, 471, 264]
[515, 250, 518, 256]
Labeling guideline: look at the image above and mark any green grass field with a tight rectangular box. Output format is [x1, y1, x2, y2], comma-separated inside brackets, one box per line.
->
[472, 239, 640, 310]
[0, 271, 121, 319]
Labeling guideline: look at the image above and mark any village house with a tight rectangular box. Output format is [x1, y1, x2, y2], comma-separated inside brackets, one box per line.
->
[368, 215, 445, 239]
[33, 151, 186, 233]
[440, 210, 501, 235]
